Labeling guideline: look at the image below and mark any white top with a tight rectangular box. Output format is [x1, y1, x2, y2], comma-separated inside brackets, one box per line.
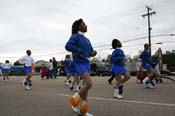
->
[1, 63, 12, 69]
[18, 55, 35, 67]
[154, 64, 161, 76]
[0, 69, 2, 75]
[78, 31, 84, 36]
[48, 62, 53, 70]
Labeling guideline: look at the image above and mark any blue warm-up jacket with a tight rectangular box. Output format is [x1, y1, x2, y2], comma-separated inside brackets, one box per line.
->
[140, 49, 151, 64]
[110, 48, 125, 66]
[65, 33, 93, 63]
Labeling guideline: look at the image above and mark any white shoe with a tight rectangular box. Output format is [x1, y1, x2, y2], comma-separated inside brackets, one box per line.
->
[152, 79, 156, 85]
[22, 80, 26, 87]
[85, 112, 93, 116]
[65, 81, 70, 86]
[143, 77, 149, 84]
[25, 85, 31, 90]
[75, 89, 80, 92]
[75, 86, 80, 92]
[113, 94, 123, 99]
[79, 112, 93, 116]
[5, 78, 9, 82]
[146, 84, 155, 89]
[71, 105, 79, 112]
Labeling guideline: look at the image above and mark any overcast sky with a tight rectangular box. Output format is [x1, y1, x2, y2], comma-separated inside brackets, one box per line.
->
[0, 0, 175, 62]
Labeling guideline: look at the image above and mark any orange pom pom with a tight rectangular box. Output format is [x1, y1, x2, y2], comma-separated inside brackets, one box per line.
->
[70, 96, 81, 107]
[80, 103, 89, 114]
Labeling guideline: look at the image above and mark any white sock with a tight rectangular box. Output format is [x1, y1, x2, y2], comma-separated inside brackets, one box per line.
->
[114, 88, 119, 95]
[69, 83, 73, 88]
[73, 92, 80, 98]
[76, 85, 79, 90]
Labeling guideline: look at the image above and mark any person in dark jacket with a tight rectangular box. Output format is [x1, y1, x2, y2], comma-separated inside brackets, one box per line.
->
[52, 57, 58, 79]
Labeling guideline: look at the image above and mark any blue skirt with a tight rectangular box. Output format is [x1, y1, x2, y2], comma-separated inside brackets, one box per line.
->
[65, 67, 71, 74]
[71, 71, 80, 77]
[24, 66, 32, 74]
[75, 63, 90, 75]
[110, 64, 115, 75]
[2, 69, 10, 73]
[111, 65, 127, 75]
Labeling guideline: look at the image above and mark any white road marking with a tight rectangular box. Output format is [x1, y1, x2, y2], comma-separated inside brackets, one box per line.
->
[56, 93, 175, 107]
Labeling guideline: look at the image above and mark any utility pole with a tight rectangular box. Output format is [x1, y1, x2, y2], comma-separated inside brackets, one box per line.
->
[142, 6, 156, 55]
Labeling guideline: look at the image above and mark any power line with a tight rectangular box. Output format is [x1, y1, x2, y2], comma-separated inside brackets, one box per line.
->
[0, 34, 174, 59]
[94, 41, 173, 52]
[0, 51, 67, 59]
[93, 33, 175, 49]
[64, 0, 145, 29]
[98, 6, 145, 20]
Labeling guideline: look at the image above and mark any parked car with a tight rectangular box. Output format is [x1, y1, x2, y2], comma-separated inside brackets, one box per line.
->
[0, 67, 2, 75]
[56, 61, 111, 76]
[91, 62, 110, 76]
[161, 70, 175, 76]
[57, 65, 66, 76]
[9, 66, 25, 76]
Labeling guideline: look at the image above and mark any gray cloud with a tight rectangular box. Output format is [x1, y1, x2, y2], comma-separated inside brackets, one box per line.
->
[0, 0, 174, 62]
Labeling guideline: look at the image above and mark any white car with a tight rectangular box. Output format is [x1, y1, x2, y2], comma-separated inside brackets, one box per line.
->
[0, 68, 2, 76]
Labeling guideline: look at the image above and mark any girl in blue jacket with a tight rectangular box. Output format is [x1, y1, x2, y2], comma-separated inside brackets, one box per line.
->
[65, 19, 96, 116]
[140, 43, 156, 88]
[69, 61, 80, 92]
[64, 55, 72, 86]
[110, 39, 130, 99]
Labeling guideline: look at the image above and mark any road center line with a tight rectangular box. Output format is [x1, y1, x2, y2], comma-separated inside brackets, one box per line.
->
[56, 93, 175, 107]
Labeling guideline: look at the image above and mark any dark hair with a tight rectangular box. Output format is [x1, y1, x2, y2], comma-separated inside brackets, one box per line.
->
[144, 43, 149, 49]
[5, 60, 9, 63]
[65, 55, 71, 59]
[72, 19, 83, 34]
[26, 49, 31, 56]
[26, 49, 31, 53]
[112, 39, 119, 49]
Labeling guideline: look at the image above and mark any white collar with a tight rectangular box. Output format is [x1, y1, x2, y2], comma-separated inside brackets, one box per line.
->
[78, 31, 84, 36]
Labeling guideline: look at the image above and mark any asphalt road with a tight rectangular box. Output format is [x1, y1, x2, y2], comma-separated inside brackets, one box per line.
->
[0, 75, 175, 116]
